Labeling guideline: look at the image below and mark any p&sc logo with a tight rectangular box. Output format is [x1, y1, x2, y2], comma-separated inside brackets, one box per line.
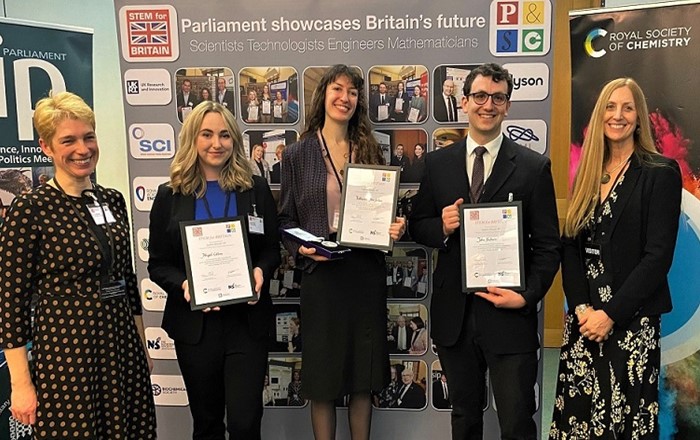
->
[490, 1, 552, 56]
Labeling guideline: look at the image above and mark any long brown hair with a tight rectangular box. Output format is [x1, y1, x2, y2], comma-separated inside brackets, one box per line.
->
[302, 64, 384, 165]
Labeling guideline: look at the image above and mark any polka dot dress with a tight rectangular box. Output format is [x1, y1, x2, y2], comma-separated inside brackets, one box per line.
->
[0, 184, 157, 439]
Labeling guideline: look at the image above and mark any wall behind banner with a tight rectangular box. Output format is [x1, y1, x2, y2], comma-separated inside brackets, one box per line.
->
[2, 0, 130, 201]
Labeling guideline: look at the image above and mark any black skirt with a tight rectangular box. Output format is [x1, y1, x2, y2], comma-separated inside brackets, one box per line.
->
[299, 248, 390, 400]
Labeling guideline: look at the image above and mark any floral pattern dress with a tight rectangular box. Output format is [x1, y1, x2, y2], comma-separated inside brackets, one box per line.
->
[550, 174, 661, 440]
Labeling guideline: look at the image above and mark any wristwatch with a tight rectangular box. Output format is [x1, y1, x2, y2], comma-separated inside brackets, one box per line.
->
[575, 303, 590, 315]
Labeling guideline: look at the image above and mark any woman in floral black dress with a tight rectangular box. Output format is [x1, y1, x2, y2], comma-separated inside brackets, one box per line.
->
[550, 78, 682, 439]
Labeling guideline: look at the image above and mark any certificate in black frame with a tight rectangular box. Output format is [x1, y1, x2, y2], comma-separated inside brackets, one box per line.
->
[179, 216, 256, 310]
[459, 201, 525, 293]
[337, 163, 401, 252]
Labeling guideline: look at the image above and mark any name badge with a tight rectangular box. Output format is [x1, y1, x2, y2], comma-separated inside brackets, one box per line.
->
[584, 243, 602, 259]
[248, 215, 264, 234]
[88, 204, 116, 225]
[100, 279, 126, 300]
[332, 210, 340, 230]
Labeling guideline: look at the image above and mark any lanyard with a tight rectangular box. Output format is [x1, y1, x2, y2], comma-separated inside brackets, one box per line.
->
[53, 177, 116, 278]
[320, 133, 351, 191]
[201, 189, 232, 219]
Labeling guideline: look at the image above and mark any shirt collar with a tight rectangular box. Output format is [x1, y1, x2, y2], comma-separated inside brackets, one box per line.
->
[466, 133, 503, 158]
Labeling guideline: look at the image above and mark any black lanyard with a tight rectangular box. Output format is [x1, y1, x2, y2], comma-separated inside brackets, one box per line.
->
[320, 133, 351, 191]
[201, 190, 232, 219]
[53, 177, 116, 279]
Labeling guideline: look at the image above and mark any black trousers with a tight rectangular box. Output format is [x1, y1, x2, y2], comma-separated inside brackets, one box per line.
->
[437, 303, 538, 440]
[175, 307, 268, 440]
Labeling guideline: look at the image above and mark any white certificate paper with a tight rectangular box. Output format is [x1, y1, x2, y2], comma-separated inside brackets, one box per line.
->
[460, 202, 525, 292]
[337, 164, 400, 251]
[180, 217, 255, 310]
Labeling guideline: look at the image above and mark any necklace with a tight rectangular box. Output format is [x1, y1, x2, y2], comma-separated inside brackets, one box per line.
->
[601, 155, 632, 184]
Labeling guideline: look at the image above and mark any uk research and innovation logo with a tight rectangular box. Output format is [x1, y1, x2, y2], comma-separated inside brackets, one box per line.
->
[585, 28, 608, 58]
[124, 69, 172, 106]
[490, 1, 552, 56]
[119, 5, 179, 62]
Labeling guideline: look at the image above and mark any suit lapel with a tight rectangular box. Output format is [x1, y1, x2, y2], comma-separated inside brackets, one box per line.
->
[606, 155, 641, 234]
[447, 141, 471, 202]
[480, 137, 516, 202]
[236, 186, 251, 217]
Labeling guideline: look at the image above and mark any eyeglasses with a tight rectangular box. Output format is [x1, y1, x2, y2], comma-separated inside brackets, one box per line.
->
[466, 92, 509, 106]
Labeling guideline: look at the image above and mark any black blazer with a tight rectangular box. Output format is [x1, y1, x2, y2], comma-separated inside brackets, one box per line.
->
[409, 137, 561, 353]
[216, 89, 235, 113]
[434, 94, 458, 122]
[561, 154, 682, 328]
[148, 176, 280, 344]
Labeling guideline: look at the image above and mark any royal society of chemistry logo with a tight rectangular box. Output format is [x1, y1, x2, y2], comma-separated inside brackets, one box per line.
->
[490, 1, 552, 56]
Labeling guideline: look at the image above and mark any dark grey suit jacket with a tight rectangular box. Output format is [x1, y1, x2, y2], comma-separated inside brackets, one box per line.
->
[409, 136, 561, 353]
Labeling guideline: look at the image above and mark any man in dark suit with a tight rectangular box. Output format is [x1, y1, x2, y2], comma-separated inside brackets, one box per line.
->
[369, 82, 391, 122]
[176, 78, 199, 122]
[390, 144, 407, 172]
[432, 372, 451, 409]
[409, 63, 560, 440]
[388, 315, 413, 353]
[434, 79, 459, 123]
[395, 369, 426, 409]
[391, 81, 410, 122]
[215, 77, 235, 114]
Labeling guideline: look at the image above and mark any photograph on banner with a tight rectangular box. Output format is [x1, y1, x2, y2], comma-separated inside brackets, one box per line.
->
[268, 303, 302, 354]
[430, 360, 451, 410]
[302, 65, 363, 126]
[432, 128, 469, 151]
[386, 304, 429, 355]
[373, 129, 428, 184]
[0, 168, 34, 208]
[266, 357, 306, 407]
[372, 359, 427, 410]
[243, 129, 298, 185]
[385, 247, 429, 300]
[269, 245, 302, 299]
[395, 189, 419, 240]
[175, 67, 235, 122]
[368, 65, 429, 124]
[239, 67, 299, 125]
[432, 64, 481, 124]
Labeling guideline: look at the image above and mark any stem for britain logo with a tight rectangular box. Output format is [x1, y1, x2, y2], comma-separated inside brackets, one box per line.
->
[119, 5, 179, 62]
[490, 1, 552, 56]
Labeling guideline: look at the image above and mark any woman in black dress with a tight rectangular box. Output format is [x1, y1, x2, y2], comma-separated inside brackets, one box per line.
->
[279, 64, 405, 440]
[0, 91, 156, 439]
[549, 78, 682, 439]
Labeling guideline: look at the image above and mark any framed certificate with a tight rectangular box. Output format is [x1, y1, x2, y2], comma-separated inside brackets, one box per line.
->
[337, 163, 401, 251]
[459, 202, 525, 292]
[180, 216, 255, 310]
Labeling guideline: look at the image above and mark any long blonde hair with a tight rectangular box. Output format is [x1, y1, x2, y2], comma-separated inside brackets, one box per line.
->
[169, 101, 253, 197]
[564, 78, 659, 237]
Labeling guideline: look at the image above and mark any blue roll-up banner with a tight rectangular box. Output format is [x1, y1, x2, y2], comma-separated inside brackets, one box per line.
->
[0, 17, 93, 440]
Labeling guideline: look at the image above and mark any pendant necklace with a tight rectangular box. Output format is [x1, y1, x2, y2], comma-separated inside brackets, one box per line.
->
[601, 155, 632, 184]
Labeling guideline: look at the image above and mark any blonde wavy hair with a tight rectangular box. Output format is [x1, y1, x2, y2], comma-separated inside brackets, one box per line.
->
[169, 101, 253, 197]
[33, 91, 95, 146]
[564, 78, 659, 237]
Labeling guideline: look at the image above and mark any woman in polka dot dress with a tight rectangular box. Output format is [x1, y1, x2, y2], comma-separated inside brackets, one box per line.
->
[0, 92, 157, 439]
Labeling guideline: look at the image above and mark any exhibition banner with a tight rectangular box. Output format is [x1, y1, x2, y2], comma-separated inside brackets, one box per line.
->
[570, 2, 700, 438]
[0, 18, 93, 440]
[114, 1, 555, 438]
